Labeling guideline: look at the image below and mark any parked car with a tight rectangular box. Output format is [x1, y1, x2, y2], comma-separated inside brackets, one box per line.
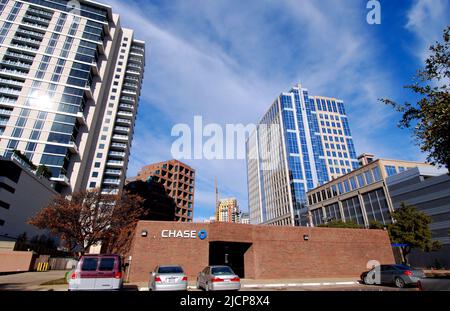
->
[196, 265, 241, 291]
[418, 277, 450, 291]
[68, 254, 123, 291]
[361, 264, 424, 288]
[149, 265, 188, 291]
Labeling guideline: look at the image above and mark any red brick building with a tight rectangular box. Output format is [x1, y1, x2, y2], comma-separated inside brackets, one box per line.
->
[127, 221, 395, 282]
[132, 160, 195, 222]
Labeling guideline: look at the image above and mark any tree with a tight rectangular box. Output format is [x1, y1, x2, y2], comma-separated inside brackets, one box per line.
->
[36, 165, 52, 179]
[369, 220, 385, 230]
[388, 202, 441, 264]
[317, 220, 363, 229]
[28, 188, 146, 256]
[381, 26, 450, 174]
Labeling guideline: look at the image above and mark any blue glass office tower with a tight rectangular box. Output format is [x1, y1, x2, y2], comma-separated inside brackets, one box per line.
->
[246, 84, 359, 226]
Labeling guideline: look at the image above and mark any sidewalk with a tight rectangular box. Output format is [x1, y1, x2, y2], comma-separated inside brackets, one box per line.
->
[133, 277, 360, 291]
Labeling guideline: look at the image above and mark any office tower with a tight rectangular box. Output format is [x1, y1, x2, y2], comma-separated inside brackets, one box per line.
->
[132, 160, 195, 222]
[0, 0, 145, 194]
[246, 83, 358, 226]
[216, 198, 240, 223]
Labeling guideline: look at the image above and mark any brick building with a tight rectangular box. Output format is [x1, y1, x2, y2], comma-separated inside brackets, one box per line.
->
[127, 221, 395, 282]
[131, 160, 195, 222]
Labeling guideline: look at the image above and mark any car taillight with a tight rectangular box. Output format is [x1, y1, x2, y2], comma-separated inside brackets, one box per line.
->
[403, 270, 413, 276]
[182, 276, 188, 281]
[114, 272, 122, 279]
[230, 277, 240, 282]
[212, 277, 224, 282]
[70, 272, 78, 279]
[155, 277, 162, 282]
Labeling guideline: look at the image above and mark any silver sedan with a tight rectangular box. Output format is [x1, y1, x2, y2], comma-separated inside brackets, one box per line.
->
[149, 265, 188, 291]
[196, 265, 241, 291]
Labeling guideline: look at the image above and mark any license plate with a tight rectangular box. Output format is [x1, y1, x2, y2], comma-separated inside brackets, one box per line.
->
[167, 278, 176, 283]
[224, 279, 230, 283]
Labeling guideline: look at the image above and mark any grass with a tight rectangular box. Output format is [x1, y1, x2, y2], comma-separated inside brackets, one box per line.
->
[40, 278, 68, 286]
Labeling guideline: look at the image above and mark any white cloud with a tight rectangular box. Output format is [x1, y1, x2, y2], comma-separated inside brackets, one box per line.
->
[108, 0, 431, 220]
[406, 0, 450, 61]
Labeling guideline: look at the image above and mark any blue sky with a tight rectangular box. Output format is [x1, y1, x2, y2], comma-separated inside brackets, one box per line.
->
[106, 0, 450, 221]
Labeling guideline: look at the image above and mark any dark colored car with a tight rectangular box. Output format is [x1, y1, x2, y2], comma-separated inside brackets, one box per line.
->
[361, 264, 424, 288]
[68, 254, 124, 291]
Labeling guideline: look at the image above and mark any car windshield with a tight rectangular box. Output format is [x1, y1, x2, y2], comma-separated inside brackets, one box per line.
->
[158, 266, 183, 274]
[211, 267, 234, 275]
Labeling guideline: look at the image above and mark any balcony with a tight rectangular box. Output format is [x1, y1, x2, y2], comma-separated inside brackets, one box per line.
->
[0, 96, 17, 105]
[124, 76, 140, 82]
[115, 118, 131, 126]
[9, 43, 39, 52]
[106, 160, 124, 167]
[0, 109, 12, 116]
[13, 36, 42, 47]
[0, 68, 27, 77]
[121, 89, 136, 96]
[110, 142, 127, 149]
[4, 51, 35, 62]
[0, 77, 24, 87]
[112, 134, 128, 142]
[119, 103, 134, 111]
[1, 60, 31, 70]
[114, 126, 130, 134]
[120, 96, 135, 103]
[76, 111, 86, 126]
[51, 174, 70, 186]
[15, 28, 44, 40]
[23, 14, 51, 26]
[117, 111, 133, 118]
[126, 69, 141, 76]
[103, 179, 121, 185]
[108, 151, 126, 158]
[22, 21, 48, 30]
[101, 188, 119, 195]
[127, 63, 142, 71]
[67, 141, 78, 154]
[0, 119, 8, 126]
[105, 169, 122, 176]
[27, 8, 53, 18]
[0, 87, 21, 97]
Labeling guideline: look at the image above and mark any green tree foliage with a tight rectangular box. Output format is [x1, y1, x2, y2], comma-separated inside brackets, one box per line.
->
[317, 220, 363, 229]
[388, 202, 441, 264]
[381, 26, 450, 173]
[369, 220, 385, 230]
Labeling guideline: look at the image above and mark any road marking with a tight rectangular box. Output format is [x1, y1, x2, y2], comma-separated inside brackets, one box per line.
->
[300, 283, 322, 286]
[334, 282, 358, 285]
[263, 284, 286, 287]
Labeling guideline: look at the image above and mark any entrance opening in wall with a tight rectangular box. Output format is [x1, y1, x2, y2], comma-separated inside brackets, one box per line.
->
[209, 241, 252, 278]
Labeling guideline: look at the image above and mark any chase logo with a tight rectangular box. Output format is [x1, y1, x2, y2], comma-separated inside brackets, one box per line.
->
[198, 229, 208, 240]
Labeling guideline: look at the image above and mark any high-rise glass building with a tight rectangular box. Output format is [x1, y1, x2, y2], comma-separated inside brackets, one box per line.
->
[246, 83, 358, 226]
[0, 0, 145, 194]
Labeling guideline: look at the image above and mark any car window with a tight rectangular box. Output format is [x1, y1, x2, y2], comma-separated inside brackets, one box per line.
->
[81, 258, 98, 271]
[211, 267, 234, 275]
[393, 265, 409, 271]
[98, 258, 115, 271]
[158, 266, 183, 274]
[380, 265, 390, 272]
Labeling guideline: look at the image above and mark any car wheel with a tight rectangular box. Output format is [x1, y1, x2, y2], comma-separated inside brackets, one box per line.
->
[205, 282, 210, 291]
[363, 276, 369, 285]
[395, 277, 406, 288]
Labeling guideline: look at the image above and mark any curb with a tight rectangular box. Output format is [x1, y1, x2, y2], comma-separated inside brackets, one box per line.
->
[138, 281, 359, 291]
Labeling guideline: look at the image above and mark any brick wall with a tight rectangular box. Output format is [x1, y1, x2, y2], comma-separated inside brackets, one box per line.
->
[128, 221, 394, 282]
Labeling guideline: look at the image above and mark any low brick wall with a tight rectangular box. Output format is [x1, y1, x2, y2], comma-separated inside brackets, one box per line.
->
[128, 221, 395, 283]
[0, 251, 35, 273]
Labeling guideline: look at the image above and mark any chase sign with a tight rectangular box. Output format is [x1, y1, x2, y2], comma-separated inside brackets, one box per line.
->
[161, 229, 208, 240]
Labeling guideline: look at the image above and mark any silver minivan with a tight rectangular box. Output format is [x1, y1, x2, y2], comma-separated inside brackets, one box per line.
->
[68, 254, 123, 291]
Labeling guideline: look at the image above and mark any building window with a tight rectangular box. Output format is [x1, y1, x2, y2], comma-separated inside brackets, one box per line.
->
[89, 182, 96, 188]
[0, 200, 10, 210]
[101, 135, 107, 140]
[92, 172, 98, 178]
[99, 144, 105, 149]
[94, 162, 101, 168]
[342, 196, 364, 225]
[372, 167, 382, 181]
[96, 153, 103, 158]
[0, 219, 4, 226]
[362, 189, 391, 225]
[364, 170, 374, 185]
[0, 182, 15, 193]
[385, 165, 397, 177]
